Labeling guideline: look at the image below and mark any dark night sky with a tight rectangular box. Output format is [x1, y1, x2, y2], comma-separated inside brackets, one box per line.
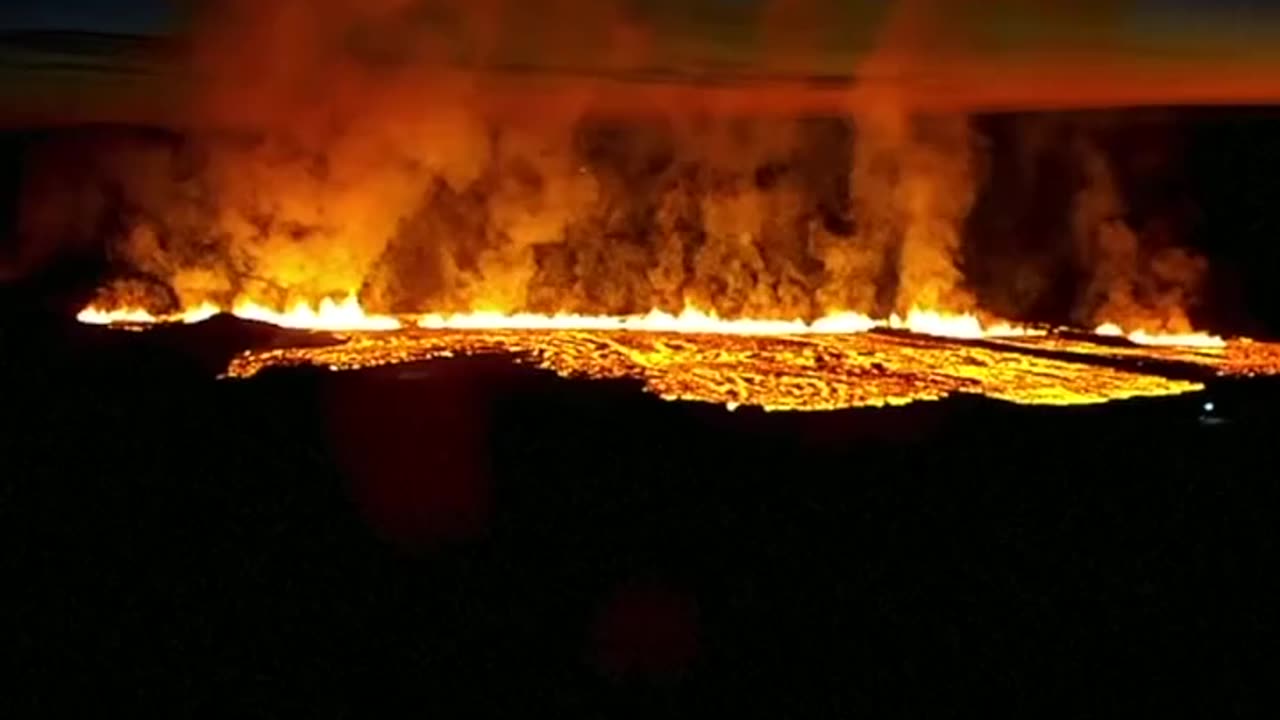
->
[0, 0, 176, 34]
[0, 1, 1259, 35]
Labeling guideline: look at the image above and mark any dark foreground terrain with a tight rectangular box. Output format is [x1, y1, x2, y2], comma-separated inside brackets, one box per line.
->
[3, 308, 1278, 716]
[5, 107, 1280, 714]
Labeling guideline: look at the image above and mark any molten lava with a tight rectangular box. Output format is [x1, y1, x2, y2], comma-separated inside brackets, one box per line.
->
[75, 298, 1280, 412]
[231, 296, 402, 331]
[79, 296, 401, 332]
[225, 328, 1218, 410]
[76, 297, 1048, 339]
[1095, 323, 1226, 349]
[78, 303, 220, 326]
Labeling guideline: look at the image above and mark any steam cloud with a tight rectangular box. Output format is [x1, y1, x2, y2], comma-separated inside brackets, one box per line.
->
[23, 0, 1209, 330]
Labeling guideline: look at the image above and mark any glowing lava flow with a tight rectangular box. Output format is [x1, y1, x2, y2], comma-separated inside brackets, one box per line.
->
[1095, 323, 1226, 349]
[417, 308, 879, 335]
[78, 302, 220, 326]
[888, 308, 1044, 339]
[77, 298, 1234, 350]
[77, 307, 162, 325]
[78, 296, 401, 331]
[78, 299, 1037, 339]
[231, 296, 401, 331]
[75, 297, 1280, 411]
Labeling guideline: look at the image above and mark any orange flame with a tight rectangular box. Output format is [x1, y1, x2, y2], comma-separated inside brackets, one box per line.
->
[887, 308, 1045, 340]
[1094, 323, 1226, 349]
[417, 308, 879, 335]
[77, 298, 1044, 338]
[77, 296, 400, 331]
[77, 302, 220, 326]
[77, 298, 1230, 347]
[77, 307, 161, 325]
[231, 296, 401, 331]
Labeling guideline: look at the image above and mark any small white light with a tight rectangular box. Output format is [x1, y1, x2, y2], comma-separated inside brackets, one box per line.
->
[1203, 402, 1216, 413]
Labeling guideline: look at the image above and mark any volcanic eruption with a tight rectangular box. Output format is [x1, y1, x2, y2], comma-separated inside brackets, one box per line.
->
[58, 0, 1280, 410]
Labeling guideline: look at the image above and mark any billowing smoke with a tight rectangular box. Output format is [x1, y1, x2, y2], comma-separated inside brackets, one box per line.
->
[65, 0, 988, 320]
[814, 0, 981, 318]
[15, 0, 1210, 330]
[1070, 131, 1206, 332]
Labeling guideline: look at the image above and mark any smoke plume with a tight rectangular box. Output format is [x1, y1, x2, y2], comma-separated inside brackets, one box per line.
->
[10, 0, 1210, 332]
[56, 0, 987, 321]
[1071, 131, 1206, 332]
